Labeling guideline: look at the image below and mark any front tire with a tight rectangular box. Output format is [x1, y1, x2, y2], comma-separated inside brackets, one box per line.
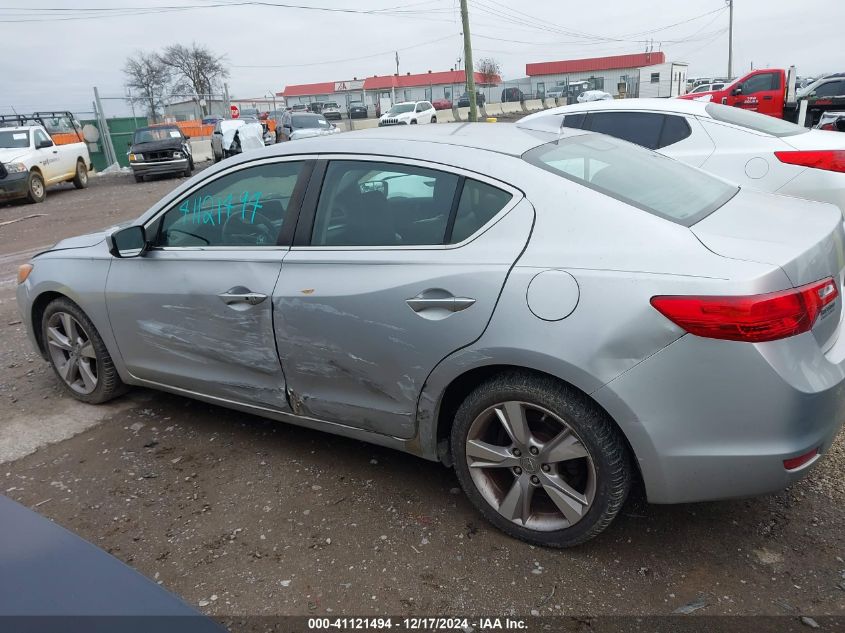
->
[41, 297, 126, 404]
[72, 160, 88, 189]
[450, 372, 631, 548]
[26, 171, 46, 203]
[431, 116, 437, 123]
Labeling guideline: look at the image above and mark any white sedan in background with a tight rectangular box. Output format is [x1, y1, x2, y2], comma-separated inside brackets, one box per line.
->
[519, 99, 845, 216]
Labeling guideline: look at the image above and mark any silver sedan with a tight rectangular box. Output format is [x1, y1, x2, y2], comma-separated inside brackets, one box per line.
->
[16, 124, 845, 547]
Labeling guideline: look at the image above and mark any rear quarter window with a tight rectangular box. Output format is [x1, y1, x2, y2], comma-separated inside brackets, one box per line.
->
[523, 134, 738, 226]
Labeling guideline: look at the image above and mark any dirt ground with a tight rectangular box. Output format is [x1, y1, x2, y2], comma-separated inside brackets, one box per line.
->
[1, 165, 844, 621]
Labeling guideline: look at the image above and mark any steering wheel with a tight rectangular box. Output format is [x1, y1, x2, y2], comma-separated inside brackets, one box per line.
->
[221, 211, 276, 245]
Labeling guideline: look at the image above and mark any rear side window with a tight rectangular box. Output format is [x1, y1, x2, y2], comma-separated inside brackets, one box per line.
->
[523, 134, 738, 226]
[449, 180, 513, 244]
[561, 113, 586, 129]
[658, 115, 692, 148]
[585, 112, 664, 150]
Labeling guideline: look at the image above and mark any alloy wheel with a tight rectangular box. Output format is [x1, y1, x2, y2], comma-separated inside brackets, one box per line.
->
[465, 401, 596, 531]
[31, 177, 44, 198]
[46, 311, 98, 394]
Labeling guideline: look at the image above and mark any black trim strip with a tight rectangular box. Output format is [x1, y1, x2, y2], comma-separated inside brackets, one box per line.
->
[442, 176, 466, 244]
[277, 159, 315, 246]
[293, 159, 328, 246]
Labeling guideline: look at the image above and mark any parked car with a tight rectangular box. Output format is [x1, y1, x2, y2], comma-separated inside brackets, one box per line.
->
[322, 101, 342, 120]
[457, 92, 486, 107]
[378, 101, 437, 126]
[688, 82, 726, 94]
[201, 116, 222, 125]
[0, 111, 90, 203]
[308, 102, 325, 114]
[0, 494, 225, 631]
[816, 111, 845, 132]
[288, 113, 340, 140]
[127, 124, 193, 183]
[17, 123, 845, 548]
[348, 101, 368, 119]
[545, 87, 567, 100]
[290, 103, 308, 113]
[577, 90, 613, 102]
[431, 98, 453, 111]
[519, 98, 845, 216]
[210, 119, 265, 161]
[501, 87, 524, 103]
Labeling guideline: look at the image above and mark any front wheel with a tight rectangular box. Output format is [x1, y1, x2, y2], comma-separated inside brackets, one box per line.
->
[26, 171, 46, 203]
[41, 297, 126, 404]
[450, 372, 631, 548]
[72, 160, 89, 189]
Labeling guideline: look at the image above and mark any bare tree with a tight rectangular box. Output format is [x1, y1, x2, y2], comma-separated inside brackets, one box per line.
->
[123, 52, 171, 122]
[475, 57, 502, 103]
[158, 43, 229, 115]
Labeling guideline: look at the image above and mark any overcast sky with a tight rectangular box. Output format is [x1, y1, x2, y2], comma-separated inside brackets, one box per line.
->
[1, 0, 842, 116]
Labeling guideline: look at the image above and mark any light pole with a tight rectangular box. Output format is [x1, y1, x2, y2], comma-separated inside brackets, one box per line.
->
[459, 0, 478, 122]
[726, 0, 734, 79]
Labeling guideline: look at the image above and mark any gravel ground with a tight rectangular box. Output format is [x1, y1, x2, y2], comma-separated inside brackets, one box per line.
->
[1, 161, 844, 622]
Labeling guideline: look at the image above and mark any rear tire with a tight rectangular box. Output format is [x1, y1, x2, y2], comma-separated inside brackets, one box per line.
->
[450, 372, 631, 548]
[25, 171, 45, 204]
[431, 116, 437, 123]
[72, 160, 88, 189]
[41, 297, 126, 404]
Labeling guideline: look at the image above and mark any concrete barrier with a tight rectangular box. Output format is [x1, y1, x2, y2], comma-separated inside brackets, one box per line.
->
[485, 103, 504, 116]
[501, 102, 523, 115]
[456, 107, 471, 121]
[523, 99, 544, 112]
[437, 109, 456, 123]
[189, 139, 213, 162]
[349, 119, 379, 130]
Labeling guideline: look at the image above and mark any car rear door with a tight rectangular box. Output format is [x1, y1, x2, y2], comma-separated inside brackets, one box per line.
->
[273, 156, 533, 438]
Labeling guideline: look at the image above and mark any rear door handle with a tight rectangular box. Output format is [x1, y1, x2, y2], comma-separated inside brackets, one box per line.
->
[406, 297, 475, 312]
[763, 95, 773, 100]
[218, 289, 267, 305]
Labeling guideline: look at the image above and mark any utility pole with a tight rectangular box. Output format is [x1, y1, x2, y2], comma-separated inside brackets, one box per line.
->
[459, 0, 478, 122]
[726, 0, 734, 79]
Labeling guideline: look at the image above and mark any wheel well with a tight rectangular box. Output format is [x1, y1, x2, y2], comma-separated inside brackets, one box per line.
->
[29, 166, 42, 177]
[433, 364, 644, 487]
[30, 291, 65, 357]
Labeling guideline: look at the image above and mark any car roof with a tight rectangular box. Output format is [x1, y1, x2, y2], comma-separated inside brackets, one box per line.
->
[267, 122, 578, 158]
[520, 97, 712, 121]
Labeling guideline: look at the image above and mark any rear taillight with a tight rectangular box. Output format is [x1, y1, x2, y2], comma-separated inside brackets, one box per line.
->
[651, 278, 838, 343]
[820, 123, 836, 131]
[774, 150, 845, 173]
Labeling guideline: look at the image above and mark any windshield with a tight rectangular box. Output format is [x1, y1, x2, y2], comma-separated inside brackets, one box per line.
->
[523, 134, 738, 226]
[704, 102, 809, 137]
[134, 127, 182, 143]
[292, 115, 329, 129]
[387, 104, 415, 115]
[0, 130, 30, 149]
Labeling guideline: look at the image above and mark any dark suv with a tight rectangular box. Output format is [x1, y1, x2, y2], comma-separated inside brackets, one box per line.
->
[457, 92, 485, 107]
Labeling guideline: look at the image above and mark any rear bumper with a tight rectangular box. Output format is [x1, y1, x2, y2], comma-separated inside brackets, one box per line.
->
[323, 112, 342, 120]
[0, 171, 30, 199]
[594, 332, 845, 504]
[130, 159, 188, 177]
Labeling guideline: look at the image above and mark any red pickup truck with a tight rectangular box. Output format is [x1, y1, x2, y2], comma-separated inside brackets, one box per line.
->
[679, 68, 789, 117]
[679, 67, 845, 125]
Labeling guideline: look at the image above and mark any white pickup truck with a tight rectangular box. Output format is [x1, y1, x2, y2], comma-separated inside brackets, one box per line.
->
[0, 112, 91, 204]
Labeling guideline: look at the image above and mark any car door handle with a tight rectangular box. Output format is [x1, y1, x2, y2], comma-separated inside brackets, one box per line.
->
[218, 289, 267, 305]
[763, 95, 773, 100]
[406, 297, 476, 312]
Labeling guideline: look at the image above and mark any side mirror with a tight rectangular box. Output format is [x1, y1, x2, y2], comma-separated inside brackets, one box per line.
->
[732, 87, 742, 96]
[184, 135, 191, 140]
[107, 226, 147, 258]
[37, 139, 53, 149]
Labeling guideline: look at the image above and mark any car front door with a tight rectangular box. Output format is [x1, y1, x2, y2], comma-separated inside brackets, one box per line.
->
[733, 71, 781, 116]
[274, 157, 533, 438]
[105, 158, 312, 410]
[32, 129, 63, 183]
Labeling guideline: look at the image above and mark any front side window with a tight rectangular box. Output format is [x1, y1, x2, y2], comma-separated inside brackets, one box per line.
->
[34, 129, 52, 147]
[311, 161, 459, 247]
[740, 72, 777, 94]
[523, 134, 737, 226]
[813, 80, 845, 98]
[155, 162, 304, 247]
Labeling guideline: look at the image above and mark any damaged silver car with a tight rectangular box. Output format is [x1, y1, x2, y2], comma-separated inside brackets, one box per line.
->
[16, 124, 845, 547]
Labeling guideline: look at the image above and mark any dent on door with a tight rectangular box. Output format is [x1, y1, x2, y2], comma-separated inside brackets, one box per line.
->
[273, 199, 535, 438]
